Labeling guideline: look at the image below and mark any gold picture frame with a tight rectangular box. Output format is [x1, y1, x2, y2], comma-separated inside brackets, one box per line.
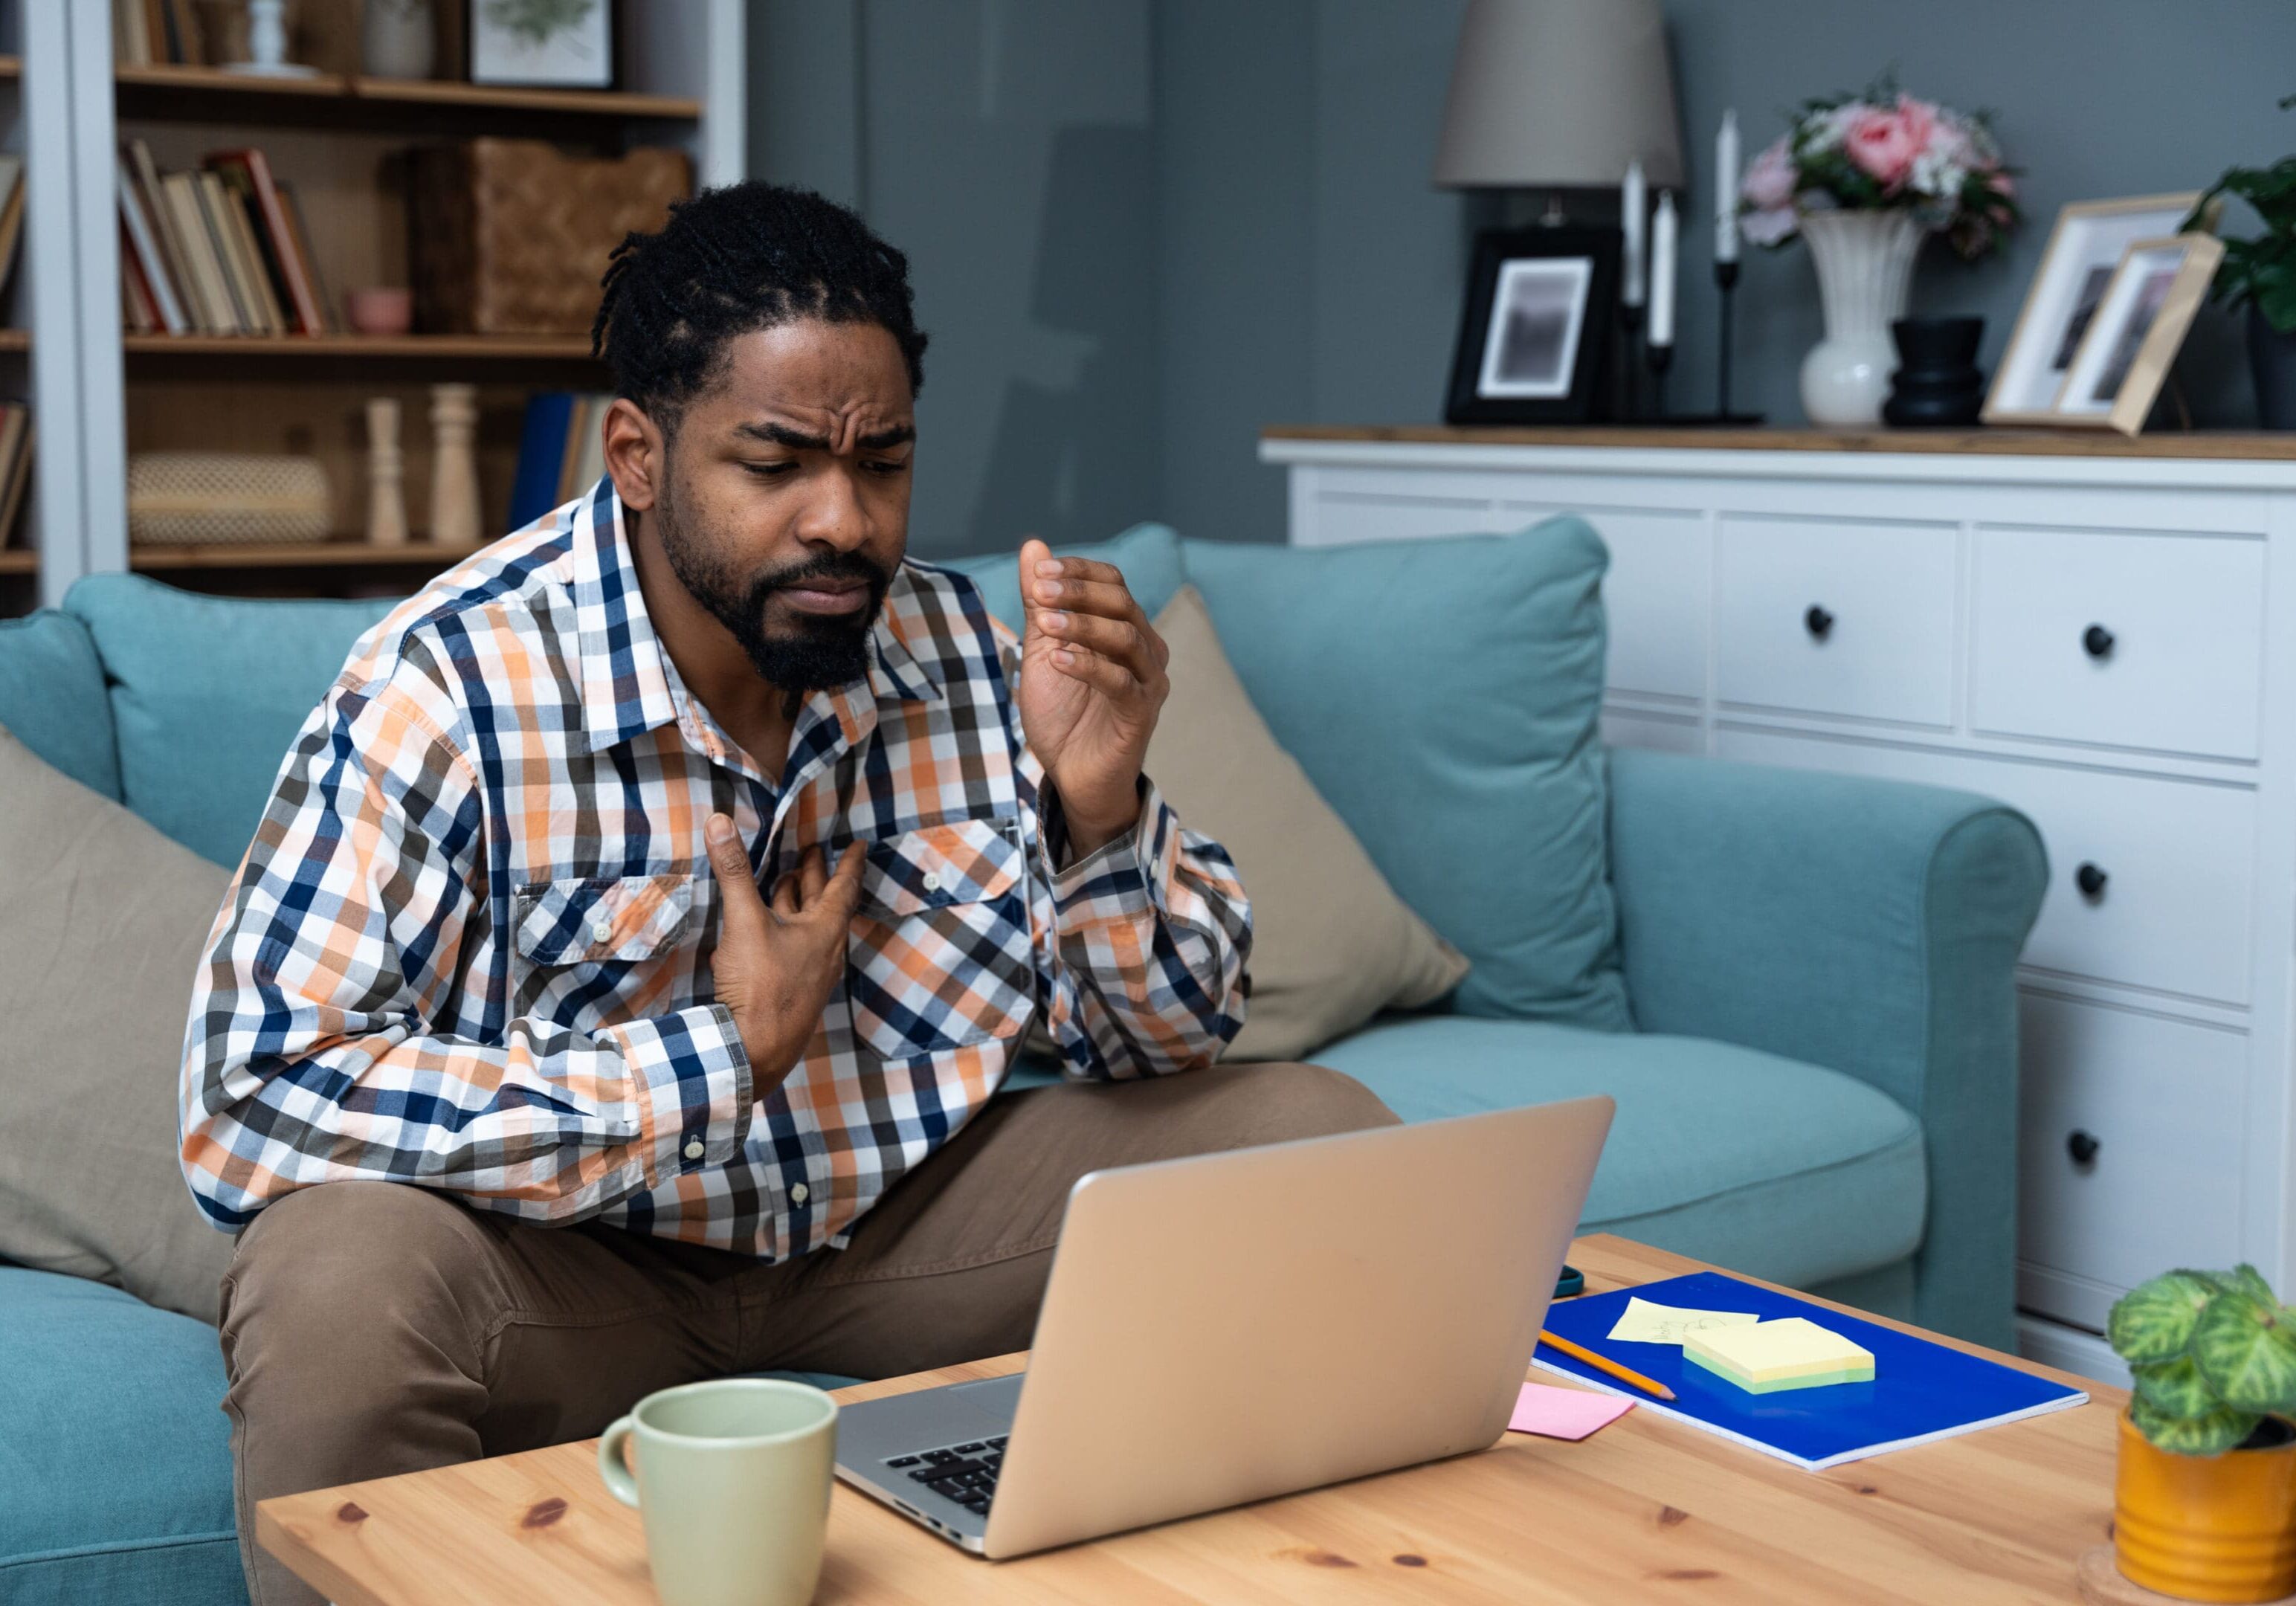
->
[1981, 193, 2205, 427]
[2048, 233, 2224, 436]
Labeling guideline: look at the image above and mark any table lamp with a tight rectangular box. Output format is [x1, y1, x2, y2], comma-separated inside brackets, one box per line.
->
[1433, 0, 1683, 214]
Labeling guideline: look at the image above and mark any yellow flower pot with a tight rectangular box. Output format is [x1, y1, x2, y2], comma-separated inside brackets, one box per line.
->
[2116, 1410, 2296, 1602]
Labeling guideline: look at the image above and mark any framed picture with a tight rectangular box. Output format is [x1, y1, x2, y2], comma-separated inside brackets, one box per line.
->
[469, 0, 616, 89]
[1445, 228, 1619, 425]
[1983, 193, 2203, 425]
[2050, 233, 2225, 436]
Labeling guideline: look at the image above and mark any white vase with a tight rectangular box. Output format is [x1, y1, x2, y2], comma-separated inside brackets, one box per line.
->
[361, 0, 436, 80]
[1796, 210, 1927, 427]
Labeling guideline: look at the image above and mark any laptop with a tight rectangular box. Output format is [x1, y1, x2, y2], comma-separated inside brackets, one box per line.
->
[833, 1094, 1615, 1558]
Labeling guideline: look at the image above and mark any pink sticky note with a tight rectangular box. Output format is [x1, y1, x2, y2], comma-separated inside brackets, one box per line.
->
[1506, 1381, 1634, 1441]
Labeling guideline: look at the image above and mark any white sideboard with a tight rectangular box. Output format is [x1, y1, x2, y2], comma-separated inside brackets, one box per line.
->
[1263, 425, 2296, 1383]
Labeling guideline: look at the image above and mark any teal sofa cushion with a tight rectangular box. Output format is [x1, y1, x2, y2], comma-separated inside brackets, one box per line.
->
[62, 576, 395, 868]
[933, 522, 1188, 634]
[0, 611, 120, 800]
[0, 1269, 244, 1606]
[1182, 521, 1628, 1028]
[1312, 1015, 1926, 1292]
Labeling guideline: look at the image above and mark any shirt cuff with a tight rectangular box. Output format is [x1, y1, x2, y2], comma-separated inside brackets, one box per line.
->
[601, 1004, 754, 1182]
[1048, 776, 1173, 921]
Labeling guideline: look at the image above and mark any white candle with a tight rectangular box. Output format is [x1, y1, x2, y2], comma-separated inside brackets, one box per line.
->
[1715, 109, 1741, 265]
[1621, 160, 1647, 308]
[1650, 190, 1678, 346]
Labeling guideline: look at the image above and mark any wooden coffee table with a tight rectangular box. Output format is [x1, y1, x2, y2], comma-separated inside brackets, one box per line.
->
[259, 1234, 2121, 1604]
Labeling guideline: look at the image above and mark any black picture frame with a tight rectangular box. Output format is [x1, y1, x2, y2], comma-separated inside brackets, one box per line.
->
[1443, 228, 1621, 425]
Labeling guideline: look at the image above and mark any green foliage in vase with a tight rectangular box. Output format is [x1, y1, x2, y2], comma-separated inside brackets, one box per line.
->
[2109, 1265, 2296, 1455]
[483, 0, 597, 49]
[2189, 94, 2296, 335]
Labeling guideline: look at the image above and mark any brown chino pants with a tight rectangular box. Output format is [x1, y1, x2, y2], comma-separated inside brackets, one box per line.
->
[218, 1061, 1397, 1606]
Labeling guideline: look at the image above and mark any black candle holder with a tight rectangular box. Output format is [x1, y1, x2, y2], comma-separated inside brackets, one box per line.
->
[1646, 337, 1673, 421]
[1616, 303, 1645, 422]
[1652, 261, 1767, 426]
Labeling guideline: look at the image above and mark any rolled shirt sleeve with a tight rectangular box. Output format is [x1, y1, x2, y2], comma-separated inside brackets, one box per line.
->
[178, 647, 752, 1231]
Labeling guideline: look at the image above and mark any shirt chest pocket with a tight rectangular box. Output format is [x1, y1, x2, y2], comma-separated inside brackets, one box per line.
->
[512, 871, 696, 1025]
[845, 816, 1036, 1061]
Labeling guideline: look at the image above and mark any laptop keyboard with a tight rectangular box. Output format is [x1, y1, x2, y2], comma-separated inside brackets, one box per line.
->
[883, 1436, 1008, 1516]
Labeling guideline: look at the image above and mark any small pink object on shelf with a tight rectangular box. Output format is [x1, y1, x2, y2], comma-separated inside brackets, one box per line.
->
[346, 286, 413, 336]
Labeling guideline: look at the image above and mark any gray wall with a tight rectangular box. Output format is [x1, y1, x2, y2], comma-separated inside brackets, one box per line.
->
[752, 0, 1157, 561]
[754, 1, 2296, 555]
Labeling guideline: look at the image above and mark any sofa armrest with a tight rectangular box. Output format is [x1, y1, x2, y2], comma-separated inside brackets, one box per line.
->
[1605, 746, 2047, 1347]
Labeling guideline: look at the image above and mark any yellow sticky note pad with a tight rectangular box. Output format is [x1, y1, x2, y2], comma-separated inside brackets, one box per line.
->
[1683, 1318, 1875, 1394]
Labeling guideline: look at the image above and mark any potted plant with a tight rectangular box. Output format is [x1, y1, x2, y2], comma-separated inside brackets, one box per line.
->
[2108, 1266, 2296, 1602]
[1737, 73, 2018, 426]
[2190, 95, 2296, 429]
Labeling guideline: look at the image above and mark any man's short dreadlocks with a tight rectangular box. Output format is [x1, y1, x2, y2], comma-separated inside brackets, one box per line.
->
[591, 181, 929, 431]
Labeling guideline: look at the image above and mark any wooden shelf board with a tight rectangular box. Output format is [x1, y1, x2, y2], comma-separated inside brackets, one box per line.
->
[349, 76, 699, 120]
[0, 56, 20, 81]
[0, 550, 36, 574]
[0, 329, 26, 352]
[115, 62, 350, 100]
[131, 541, 486, 571]
[113, 64, 696, 124]
[1263, 423, 2296, 462]
[123, 333, 596, 361]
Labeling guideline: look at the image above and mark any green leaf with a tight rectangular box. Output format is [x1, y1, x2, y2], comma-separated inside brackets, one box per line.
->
[2133, 1355, 2222, 1418]
[2227, 1265, 2279, 1305]
[2111, 1271, 2226, 1364]
[2193, 1291, 2296, 1413]
[2132, 1393, 2265, 1456]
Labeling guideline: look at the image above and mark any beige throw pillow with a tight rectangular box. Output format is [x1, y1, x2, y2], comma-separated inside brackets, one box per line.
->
[0, 723, 236, 1321]
[1147, 586, 1468, 1061]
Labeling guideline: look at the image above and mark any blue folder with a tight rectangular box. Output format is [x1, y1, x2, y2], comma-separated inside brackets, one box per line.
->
[1536, 1271, 2089, 1470]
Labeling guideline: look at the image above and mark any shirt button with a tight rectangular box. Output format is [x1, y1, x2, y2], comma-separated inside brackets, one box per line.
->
[920, 871, 941, 893]
[591, 918, 614, 944]
[790, 1182, 810, 1204]
[683, 1138, 704, 1161]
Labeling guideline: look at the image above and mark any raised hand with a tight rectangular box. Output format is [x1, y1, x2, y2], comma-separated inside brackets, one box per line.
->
[703, 813, 866, 1083]
[1016, 538, 1170, 857]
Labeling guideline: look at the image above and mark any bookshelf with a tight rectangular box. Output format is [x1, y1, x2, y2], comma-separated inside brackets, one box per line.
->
[20, 1, 744, 613]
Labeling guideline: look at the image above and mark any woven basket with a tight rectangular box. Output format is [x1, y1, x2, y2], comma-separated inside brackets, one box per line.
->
[127, 452, 332, 546]
[409, 139, 693, 336]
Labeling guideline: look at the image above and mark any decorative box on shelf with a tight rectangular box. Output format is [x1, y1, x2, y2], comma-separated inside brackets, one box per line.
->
[1262, 423, 2296, 1386]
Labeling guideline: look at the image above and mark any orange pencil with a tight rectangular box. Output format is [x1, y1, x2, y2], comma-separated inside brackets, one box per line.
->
[1538, 1329, 1677, 1402]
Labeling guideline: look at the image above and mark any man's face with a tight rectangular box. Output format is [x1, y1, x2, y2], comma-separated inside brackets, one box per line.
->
[650, 319, 915, 691]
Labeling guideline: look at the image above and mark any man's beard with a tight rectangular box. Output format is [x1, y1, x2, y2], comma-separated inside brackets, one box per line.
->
[655, 476, 892, 694]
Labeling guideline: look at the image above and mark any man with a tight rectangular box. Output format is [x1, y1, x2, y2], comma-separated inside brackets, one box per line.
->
[178, 182, 1393, 1604]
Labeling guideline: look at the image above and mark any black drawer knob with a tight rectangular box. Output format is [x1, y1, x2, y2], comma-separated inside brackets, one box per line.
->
[1805, 605, 1834, 641]
[2083, 624, 2115, 660]
[2067, 1129, 2100, 1166]
[2075, 862, 2109, 900]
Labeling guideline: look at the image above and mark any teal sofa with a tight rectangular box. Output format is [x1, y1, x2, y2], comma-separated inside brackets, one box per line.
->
[0, 519, 2044, 1605]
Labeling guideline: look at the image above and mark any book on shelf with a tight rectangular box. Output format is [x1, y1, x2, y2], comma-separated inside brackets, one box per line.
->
[0, 402, 32, 551]
[0, 156, 25, 313]
[117, 141, 336, 338]
[510, 392, 614, 529]
[113, 0, 207, 66]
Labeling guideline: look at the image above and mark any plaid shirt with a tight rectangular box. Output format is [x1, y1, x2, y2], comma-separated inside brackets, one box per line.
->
[179, 484, 1251, 1257]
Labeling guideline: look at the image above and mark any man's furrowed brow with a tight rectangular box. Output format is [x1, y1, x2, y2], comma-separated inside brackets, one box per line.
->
[732, 421, 915, 452]
[735, 421, 833, 451]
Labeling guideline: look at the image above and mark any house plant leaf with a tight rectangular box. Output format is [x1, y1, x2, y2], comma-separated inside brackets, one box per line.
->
[2110, 1271, 2228, 1364]
[2191, 1289, 2296, 1414]
[2129, 1393, 2263, 1457]
[2132, 1354, 2219, 1419]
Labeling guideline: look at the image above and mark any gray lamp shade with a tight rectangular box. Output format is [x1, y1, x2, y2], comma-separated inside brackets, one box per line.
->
[1434, 0, 1683, 190]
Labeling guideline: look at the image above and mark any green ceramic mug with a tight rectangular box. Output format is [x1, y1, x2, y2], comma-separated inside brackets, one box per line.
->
[598, 1378, 839, 1606]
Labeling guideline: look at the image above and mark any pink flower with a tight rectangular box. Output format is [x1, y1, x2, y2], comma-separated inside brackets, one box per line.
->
[1741, 136, 1796, 210]
[1741, 206, 1798, 247]
[1842, 96, 1938, 190]
[1987, 170, 2016, 199]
